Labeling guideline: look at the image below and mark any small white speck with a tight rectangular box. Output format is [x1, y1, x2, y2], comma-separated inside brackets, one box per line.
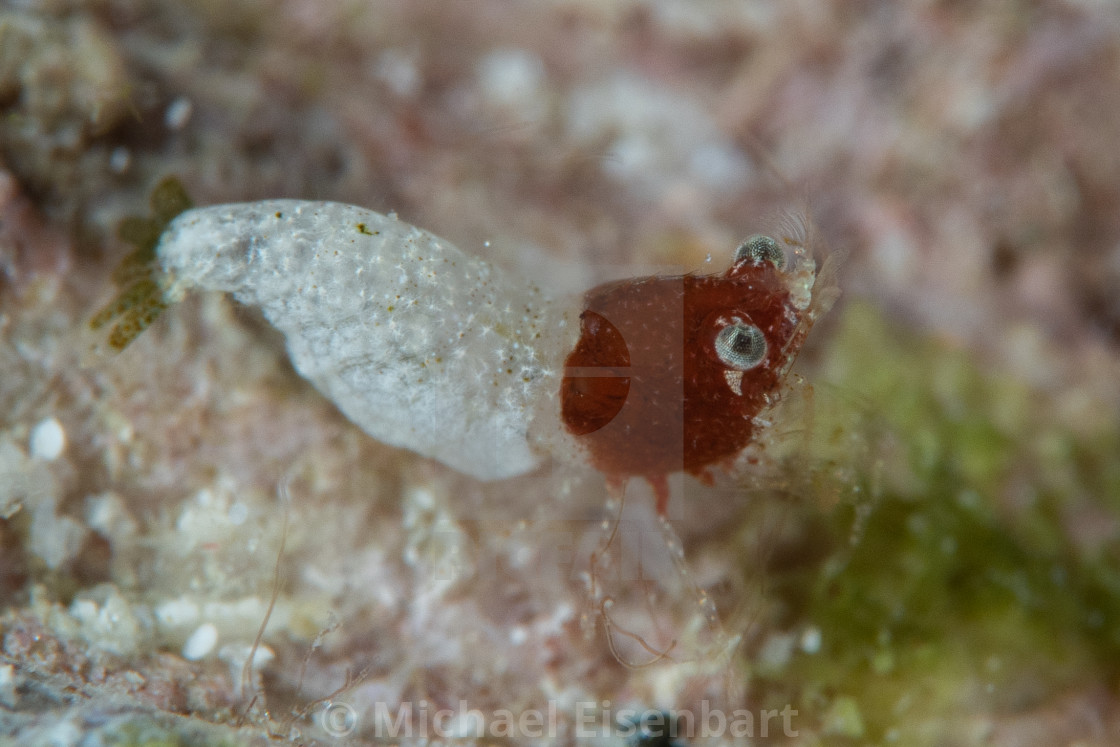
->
[801, 625, 822, 654]
[182, 622, 218, 660]
[228, 502, 249, 525]
[109, 146, 131, 174]
[29, 417, 65, 461]
[375, 48, 420, 97]
[483, 240, 491, 248]
[165, 97, 193, 131]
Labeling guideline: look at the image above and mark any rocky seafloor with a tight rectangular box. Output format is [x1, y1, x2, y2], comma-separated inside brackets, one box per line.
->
[2, 1, 1120, 745]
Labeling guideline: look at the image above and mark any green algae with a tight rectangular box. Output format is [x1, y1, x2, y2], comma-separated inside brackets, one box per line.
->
[89, 177, 192, 351]
[759, 301, 1120, 743]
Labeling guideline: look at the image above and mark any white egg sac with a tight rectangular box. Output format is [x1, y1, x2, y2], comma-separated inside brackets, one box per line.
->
[157, 201, 578, 480]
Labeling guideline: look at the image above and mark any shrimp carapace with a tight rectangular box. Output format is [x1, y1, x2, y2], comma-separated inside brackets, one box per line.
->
[560, 232, 827, 512]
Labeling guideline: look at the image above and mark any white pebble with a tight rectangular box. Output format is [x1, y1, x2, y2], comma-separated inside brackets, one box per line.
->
[164, 96, 193, 130]
[29, 417, 65, 461]
[182, 622, 219, 660]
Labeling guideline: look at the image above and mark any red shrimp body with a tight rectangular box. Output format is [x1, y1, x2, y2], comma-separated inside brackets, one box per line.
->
[560, 248, 813, 510]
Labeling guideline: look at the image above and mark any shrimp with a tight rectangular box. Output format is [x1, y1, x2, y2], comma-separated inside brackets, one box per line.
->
[560, 227, 837, 514]
[91, 179, 838, 507]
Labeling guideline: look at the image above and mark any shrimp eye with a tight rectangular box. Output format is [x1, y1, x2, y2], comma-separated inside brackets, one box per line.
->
[714, 322, 767, 370]
[734, 234, 785, 269]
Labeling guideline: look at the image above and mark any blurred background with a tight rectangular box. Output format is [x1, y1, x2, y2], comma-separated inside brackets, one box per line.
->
[2, 1, 1120, 744]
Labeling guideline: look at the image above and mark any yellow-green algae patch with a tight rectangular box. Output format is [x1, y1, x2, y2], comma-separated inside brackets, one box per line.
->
[89, 177, 193, 351]
[758, 302, 1120, 743]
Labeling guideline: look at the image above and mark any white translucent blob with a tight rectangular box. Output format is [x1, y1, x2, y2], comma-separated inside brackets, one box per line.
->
[157, 201, 579, 480]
